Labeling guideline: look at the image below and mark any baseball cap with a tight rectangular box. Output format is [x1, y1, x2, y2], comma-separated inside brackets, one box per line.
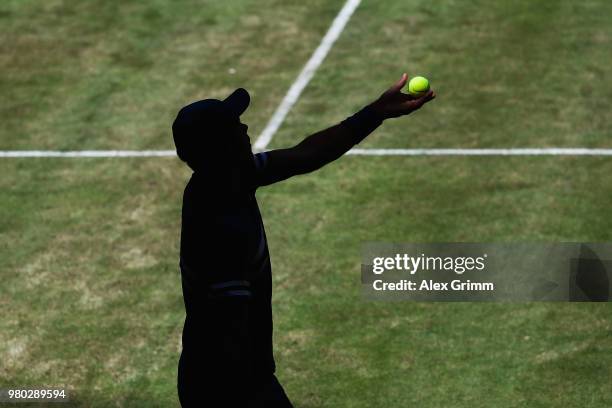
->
[172, 88, 250, 166]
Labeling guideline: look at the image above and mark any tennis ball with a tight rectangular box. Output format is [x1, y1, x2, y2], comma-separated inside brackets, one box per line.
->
[407, 76, 430, 97]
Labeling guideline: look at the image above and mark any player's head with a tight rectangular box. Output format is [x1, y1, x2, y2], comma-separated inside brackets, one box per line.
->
[172, 88, 253, 175]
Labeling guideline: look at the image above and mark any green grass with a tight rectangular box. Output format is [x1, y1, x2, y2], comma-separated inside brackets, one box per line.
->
[1, 1, 612, 407]
[273, 0, 612, 149]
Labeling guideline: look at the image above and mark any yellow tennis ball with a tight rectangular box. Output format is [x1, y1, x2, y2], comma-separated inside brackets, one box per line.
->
[407, 76, 430, 97]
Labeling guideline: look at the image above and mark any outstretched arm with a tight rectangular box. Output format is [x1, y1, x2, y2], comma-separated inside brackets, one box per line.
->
[254, 73, 436, 187]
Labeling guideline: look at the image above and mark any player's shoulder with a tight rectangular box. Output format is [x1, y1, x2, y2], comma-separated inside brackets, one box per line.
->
[252, 151, 269, 171]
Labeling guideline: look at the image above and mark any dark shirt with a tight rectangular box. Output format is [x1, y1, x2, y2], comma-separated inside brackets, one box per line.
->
[179, 152, 275, 383]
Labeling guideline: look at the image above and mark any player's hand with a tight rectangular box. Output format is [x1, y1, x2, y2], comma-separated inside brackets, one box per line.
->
[369, 73, 435, 119]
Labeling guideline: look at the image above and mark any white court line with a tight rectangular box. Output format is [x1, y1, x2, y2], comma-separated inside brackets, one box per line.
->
[2, 148, 612, 157]
[347, 148, 612, 156]
[0, 150, 177, 157]
[253, 0, 361, 151]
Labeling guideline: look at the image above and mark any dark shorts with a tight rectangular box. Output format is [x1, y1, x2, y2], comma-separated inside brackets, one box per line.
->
[246, 374, 294, 408]
[177, 353, 293, 408]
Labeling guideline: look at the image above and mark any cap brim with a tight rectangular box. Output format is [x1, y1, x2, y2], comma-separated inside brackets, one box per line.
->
[223, 88, 250, 118]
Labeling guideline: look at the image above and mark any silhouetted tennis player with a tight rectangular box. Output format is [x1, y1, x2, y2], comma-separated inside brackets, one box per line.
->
[173, 73, 435, 407]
